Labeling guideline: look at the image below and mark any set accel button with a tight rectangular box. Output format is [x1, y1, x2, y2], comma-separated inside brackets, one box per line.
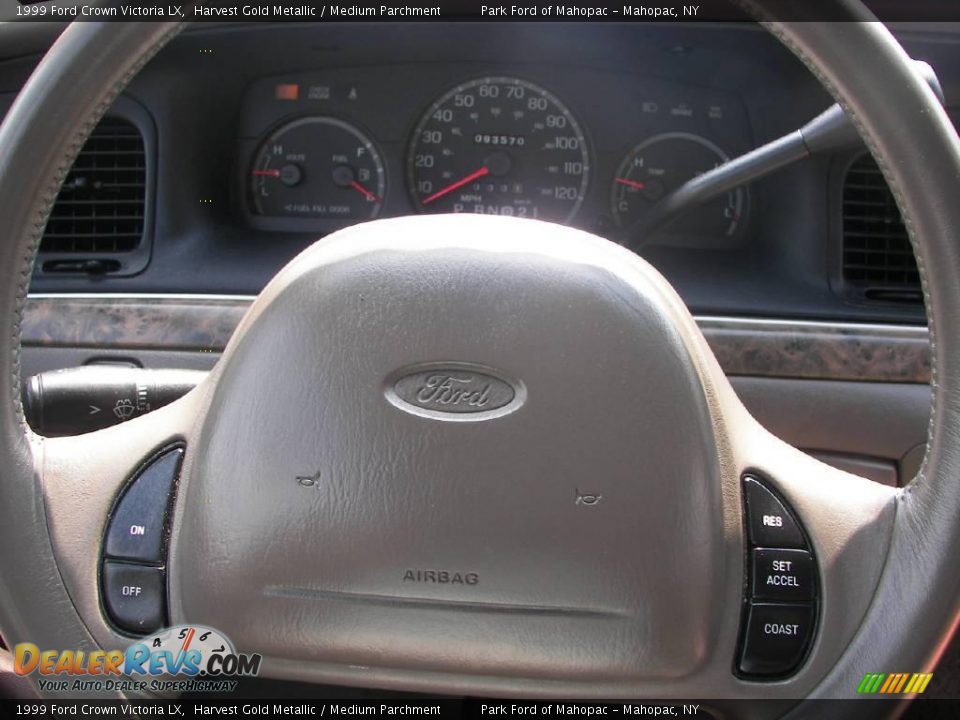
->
[751, 548, 814, 602]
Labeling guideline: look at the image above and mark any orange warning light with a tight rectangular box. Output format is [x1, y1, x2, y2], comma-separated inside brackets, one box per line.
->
[274, 83, 300, 101]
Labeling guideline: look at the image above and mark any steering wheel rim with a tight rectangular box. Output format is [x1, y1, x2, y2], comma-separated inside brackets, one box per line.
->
[0, 7, 957, 711]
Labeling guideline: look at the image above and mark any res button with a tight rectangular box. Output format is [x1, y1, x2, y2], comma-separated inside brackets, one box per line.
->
[743, 476, 807, 549]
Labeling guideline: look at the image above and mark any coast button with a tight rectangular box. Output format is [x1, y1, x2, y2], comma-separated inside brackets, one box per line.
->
[739, 603, 815, 676]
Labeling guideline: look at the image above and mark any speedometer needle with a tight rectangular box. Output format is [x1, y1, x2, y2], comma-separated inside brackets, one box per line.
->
[615, 177, 646, 190]
[422, 166, 490, 205]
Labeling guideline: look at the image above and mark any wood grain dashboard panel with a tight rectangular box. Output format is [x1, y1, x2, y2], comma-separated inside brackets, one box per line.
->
[21, 295, 931, 384]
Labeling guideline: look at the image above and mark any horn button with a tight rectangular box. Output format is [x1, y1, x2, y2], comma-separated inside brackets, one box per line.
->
[173, 215, 729, 681]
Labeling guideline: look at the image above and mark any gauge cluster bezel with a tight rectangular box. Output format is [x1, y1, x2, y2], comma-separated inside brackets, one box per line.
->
[236, 63, 754, 250]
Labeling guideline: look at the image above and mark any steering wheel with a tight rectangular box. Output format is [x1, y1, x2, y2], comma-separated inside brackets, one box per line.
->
[1, 3, 958, 712]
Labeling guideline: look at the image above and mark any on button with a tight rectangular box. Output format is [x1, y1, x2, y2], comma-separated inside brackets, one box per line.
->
[104, 448, 183, 563]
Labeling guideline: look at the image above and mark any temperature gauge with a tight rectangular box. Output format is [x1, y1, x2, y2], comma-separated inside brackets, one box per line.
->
[611, 132, 743, 240]
[250, 116, 385, 221]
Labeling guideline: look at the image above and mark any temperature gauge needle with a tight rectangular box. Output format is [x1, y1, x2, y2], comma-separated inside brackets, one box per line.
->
[350, 181, 379, 203]
[252, 169, 281, 178]
[422, 166, 490, 205]
[615, 177, 646, 190]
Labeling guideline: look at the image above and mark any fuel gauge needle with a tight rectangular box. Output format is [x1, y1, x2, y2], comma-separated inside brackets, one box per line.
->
[615, 177, 646, 190]
[350, 181, 379, 202]
[422, 166, 490, 205]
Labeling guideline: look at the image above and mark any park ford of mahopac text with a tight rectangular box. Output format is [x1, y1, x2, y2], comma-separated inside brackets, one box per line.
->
[478, 5, 701, 17]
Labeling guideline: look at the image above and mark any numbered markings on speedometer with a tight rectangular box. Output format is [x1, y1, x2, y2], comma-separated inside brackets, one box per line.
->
[407, 77, 589, 223]
[250, 116, 385, 221]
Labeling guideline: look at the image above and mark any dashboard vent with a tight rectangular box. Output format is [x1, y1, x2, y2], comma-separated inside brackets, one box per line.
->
[40, 118, 146, 262]
[841, 154, 920, 303]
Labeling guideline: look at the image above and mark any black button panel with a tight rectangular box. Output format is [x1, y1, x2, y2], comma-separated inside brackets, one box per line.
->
[737, 475, 818, 678]
[101, 446, 183, 635]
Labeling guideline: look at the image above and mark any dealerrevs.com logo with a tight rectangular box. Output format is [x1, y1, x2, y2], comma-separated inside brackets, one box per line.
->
[14, 625, 261, 694]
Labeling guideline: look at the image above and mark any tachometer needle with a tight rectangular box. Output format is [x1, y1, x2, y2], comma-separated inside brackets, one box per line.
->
[422, 166, 490, 205]
[350, 181, 379, 202]
[615, 177, 646, 191]
[251, 169, 281, 177]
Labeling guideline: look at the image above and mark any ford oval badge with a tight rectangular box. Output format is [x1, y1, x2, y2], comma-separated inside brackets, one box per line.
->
[385, 362, 525, 421]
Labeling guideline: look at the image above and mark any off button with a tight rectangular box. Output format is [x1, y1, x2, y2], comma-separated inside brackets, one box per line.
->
[752, 548, 815, 602]
[102, 561, 165, 634]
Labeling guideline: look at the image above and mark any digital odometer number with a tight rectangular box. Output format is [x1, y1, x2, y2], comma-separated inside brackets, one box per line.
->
[407, 77, 589, 223]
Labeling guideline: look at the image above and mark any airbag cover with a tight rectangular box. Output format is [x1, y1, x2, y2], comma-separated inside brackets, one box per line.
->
[174, 215, 724, 681]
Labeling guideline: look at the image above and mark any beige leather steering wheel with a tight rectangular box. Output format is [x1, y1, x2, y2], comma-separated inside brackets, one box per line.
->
[0, 5, 958, 715]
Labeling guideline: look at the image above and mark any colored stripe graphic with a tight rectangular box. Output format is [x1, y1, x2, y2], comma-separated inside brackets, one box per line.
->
[879, 674, 896, 693]
[859, 672, 933, 694]
[857, 673, 883, 693]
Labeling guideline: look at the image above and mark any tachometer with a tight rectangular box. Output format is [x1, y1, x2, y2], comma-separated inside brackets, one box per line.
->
[250, 116, 385, 221]
[611, 132, 743, 239]
[407, 77, 589, 223]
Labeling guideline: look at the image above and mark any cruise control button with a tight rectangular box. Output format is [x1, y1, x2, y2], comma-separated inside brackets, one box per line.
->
[752, 548, 815, 601]
[102, 561, 165, 634]
[105, 448, 183, 563]
[739, 603, 815, 676]
[743, 476, 806, 549]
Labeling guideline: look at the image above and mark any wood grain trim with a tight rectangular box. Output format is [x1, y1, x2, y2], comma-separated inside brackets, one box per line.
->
[699, 317, 930, 384]
[22, 295, 932, 384]
[22, 296, 248, 354]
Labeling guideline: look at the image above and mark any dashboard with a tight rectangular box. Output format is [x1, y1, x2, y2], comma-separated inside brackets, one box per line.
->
[2, 21, 959, 324]
[239, 65, 751, 251]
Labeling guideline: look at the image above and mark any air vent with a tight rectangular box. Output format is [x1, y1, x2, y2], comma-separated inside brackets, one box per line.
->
[841, 154, 921, 303]
[39, 117, 147, 268]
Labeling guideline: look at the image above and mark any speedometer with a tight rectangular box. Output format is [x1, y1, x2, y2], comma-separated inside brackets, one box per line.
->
[407, 77, 589, 223]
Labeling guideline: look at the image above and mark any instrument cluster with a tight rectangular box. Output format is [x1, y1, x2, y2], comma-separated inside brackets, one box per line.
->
[237, 64, 753, 250]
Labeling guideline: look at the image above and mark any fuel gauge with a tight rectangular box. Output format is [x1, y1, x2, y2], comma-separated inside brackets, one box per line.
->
[250, 116, 385, 221]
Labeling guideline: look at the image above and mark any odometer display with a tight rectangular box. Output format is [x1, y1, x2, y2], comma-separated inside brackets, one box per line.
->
[407, 77, 589, 223]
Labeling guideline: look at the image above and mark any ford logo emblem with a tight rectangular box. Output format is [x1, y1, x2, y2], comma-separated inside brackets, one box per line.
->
[385, 363, 525, 421]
